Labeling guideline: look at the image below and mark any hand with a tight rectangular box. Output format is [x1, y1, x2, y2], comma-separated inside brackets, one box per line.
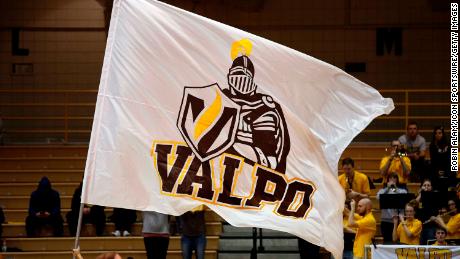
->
[434, 215, 443, 224]
[413, 153, 420, 160]
[343, 207, 350, 217]
[346, 190, 358, 199]
[350, 199, 356, 210]
[392, 215, 399, 224]
[36, 211, 49, 218]
[72, 247, 80, 255]
[73, 247, 84, 259]
[399, 214, 405, 223]
[390, 149, 397, 157]
[236, 110, 253, 138]
[344, 226, 356, 233]
[83, 208, 90, 215]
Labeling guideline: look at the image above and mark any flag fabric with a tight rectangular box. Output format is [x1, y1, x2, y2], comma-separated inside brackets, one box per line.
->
[82, 0, 394, 257]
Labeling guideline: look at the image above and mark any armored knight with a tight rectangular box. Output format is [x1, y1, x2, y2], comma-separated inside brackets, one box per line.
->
[223, 54, 290, 173]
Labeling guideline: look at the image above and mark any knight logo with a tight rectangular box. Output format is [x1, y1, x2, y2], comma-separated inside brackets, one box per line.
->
[177, 38, 291, 173]
[152, 39, 313, 219]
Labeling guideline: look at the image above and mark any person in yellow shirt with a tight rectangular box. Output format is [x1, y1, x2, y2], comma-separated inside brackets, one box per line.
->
[338, 158, 370, 200]
[432, 228, 448, 246]
[380, 140, 411, 188]
[348, 198, 376, 259]
[433, 199, 460, 239]
[343, 201, 361, 258]
[392, 203, 422, 245]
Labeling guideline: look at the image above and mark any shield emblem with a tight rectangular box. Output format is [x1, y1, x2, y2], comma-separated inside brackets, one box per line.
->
[177, 83, 240, 161]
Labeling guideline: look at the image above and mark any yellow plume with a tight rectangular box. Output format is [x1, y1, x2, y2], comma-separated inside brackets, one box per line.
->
[230, 38, 253, 60]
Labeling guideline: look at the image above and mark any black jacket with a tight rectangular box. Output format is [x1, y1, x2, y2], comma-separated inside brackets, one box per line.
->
[28, 176, 61, 217]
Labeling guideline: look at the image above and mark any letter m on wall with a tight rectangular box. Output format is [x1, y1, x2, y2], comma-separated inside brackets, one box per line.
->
[376, 28, 403, 56]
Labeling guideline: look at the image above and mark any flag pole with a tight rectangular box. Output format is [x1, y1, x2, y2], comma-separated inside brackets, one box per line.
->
[73, 203, 85, 259]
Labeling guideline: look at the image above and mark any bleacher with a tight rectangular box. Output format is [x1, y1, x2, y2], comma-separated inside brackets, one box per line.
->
[0, 143, 421, 258]
[0, 88, 450, 258]
[0, 145, 222, 258]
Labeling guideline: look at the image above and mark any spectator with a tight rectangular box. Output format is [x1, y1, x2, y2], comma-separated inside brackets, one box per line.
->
[407, 199, 420, 212]
[380, 140, 411, 189]
[342, 200, 357, 259]
[347, 198, 376, 259]
[66, 182, 106, 236]
[178, 205, 207, 259]
[398, 122, 426, 182]
[376, 173, 407, 243]
[142, 211, 170, 259]
[338, 158, 370, 200]
[415, 179, 438, 245]
[429, 126, 452, 187]
[111, 208, 137, 237]
[392, 203, 422, 245]
[26, 176, 64, 237]
[0, 206, 4, 240]
[432, 199, 460, 240]
[415, 179, 433, 203]
[432, 228, 448, 246]
[297, 239, 320, 259]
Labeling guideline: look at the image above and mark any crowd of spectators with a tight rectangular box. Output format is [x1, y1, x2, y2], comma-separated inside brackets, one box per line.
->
[1, 121, 457, 259]
[0, 176, 207, 259]
[341, 122, 459, 259]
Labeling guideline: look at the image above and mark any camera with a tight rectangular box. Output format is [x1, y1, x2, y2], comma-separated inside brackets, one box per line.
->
[389, 184, 397, 192]
[396, 145, 407, 157]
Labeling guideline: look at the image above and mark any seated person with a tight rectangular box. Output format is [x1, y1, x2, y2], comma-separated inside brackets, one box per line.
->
[415, 179, 438, 245]
[392, 203, 422, 245]
[177, 205, 207, 259]
[376, 173, 407, 243]
[433, 199, 460, 240]
[398, 121, 426, 182]
[26, 176, 64, 237]
[111, 208, 137, 237]
[429, 126, 453, 188]
[66, 182, 106, 236]
[338, 158, 370, 200]
[380, 140, 411, 189]
[432, 228, 448, 246]
[415, 179, 433, 202]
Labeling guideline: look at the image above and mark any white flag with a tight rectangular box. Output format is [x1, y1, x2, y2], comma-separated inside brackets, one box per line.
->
[82, 0, 394, 257]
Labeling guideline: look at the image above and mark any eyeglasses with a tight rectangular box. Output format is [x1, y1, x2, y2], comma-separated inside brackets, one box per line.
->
[448, 203, 456, 206]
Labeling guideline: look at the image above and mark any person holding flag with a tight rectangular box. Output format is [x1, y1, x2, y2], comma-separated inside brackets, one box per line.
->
[347, 198, 376, 259]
